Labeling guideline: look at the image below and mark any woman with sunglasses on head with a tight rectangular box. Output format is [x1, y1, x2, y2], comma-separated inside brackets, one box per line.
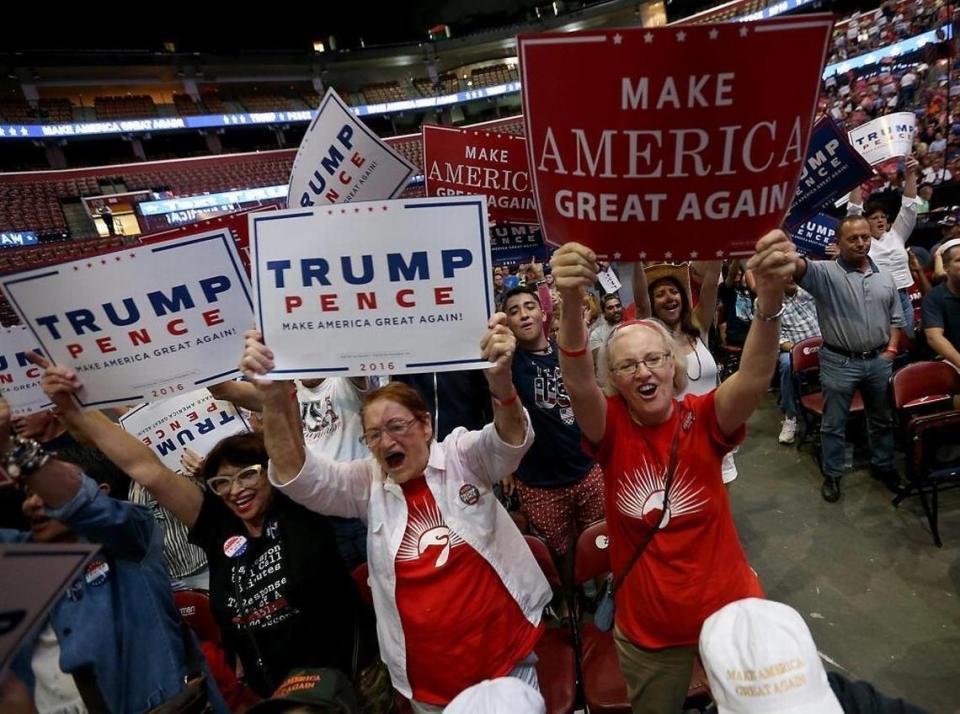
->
[633, 260, 745, 482]
[241, 314, 551, 713]
[36, 364, 383, 706]
[550, 231, 795, 714]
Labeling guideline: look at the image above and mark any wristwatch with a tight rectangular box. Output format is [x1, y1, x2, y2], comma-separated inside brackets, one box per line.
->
[2, 436, 54, 482]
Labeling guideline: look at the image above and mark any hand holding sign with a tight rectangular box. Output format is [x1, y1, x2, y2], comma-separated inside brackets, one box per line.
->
[32, 353, 83, 417]
[746, 230, 798, 302]
[550, 243, 600, 294]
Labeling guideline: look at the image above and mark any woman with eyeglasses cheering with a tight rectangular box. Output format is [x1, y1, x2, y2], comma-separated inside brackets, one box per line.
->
[35, 363, 383, 706]
[241, 314, 552, 713]
[550, 231, 796, 714]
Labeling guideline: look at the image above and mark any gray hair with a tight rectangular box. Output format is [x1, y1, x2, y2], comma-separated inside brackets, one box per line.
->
[599, 318, 689, 397]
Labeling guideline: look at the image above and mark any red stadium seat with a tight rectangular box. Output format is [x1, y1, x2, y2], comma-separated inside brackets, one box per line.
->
[173, 589, 221, 646]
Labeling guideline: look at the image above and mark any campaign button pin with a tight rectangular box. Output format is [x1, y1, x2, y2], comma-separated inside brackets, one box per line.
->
[84, 559, 110, 586]
[224, 535, 248, 558]
[459, 484, 480, 506]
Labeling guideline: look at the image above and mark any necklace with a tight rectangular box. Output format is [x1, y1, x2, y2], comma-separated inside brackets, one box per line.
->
[685, 337, 702, 382]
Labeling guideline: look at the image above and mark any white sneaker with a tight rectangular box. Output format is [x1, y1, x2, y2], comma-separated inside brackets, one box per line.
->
[778, 416, 797, 445]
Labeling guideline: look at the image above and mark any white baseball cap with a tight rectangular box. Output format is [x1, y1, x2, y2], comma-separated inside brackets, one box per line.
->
[444, 678, 546, 714]
[937, 238, 960, 256]
[699, 598, 843, 714]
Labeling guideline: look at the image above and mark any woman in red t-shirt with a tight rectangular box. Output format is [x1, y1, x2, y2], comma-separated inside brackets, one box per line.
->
[550, 231, 796, 714]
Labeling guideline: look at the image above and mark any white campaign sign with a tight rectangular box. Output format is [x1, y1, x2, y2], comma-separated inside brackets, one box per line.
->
[0, 230, 254, 410]
[120, 389, 251, 473]
[288, 88, 416, 209]
[250, 196, 494, 378]
[848, 112, 917, 165]
[0, 325, 51, 417]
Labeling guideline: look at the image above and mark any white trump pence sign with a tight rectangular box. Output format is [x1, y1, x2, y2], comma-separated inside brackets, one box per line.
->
[0, 230, 253, 409]
[0, 325, 51, 417]
[251, 196, 494, 377]
[288, 88, 416, 208]
[848, 112, 917, 165]
[120, 388, 251, 473]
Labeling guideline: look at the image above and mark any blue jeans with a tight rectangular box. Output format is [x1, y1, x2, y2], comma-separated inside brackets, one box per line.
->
[898, 288, 914, 340]
[819, 348, 895, 479]
[778, 352, 797, 417]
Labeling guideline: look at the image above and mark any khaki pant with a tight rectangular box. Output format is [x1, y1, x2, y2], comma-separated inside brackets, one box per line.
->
[613, 625, 697, 714]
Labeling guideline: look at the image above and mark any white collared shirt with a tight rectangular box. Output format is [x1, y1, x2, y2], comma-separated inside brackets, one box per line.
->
[268, 413, 550, 698]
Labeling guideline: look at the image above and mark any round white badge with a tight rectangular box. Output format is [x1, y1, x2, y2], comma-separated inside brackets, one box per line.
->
[223, 535, 248, 558]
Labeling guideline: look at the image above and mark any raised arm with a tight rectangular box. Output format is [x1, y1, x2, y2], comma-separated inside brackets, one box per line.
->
[632, 261, 651, 319]
[34, 357, 203, 528]
[2, 397, 155, 561]
[208, 379, 263, 412]
[551, 243, 607, 445]
[714, 231, 796, 437]
[891, 157, 919, 243]
[692, 260, 723, 341]
[239, 329, 304, 484]
[480, 314, 526, 445]
[239, 330, 371, 520]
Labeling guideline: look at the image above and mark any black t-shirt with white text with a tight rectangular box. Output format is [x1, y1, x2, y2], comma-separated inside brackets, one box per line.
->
[511, 343, 595, 488]
[189, 489, 374, 696]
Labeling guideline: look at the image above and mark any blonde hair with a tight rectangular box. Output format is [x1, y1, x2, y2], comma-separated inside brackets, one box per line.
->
[598, 319, 689, 397]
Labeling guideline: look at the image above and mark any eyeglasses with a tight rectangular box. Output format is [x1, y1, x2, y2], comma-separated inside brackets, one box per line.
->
[359, 417, 418, 447]
[610, 352, 671, 377]
[206, 464, 264, 496]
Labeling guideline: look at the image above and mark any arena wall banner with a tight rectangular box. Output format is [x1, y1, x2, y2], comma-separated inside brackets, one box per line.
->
[250, 196, 494, 378]
[785, 117, 874, 229]
[518, 15, 834, 259]
[0, 229, 254, 409]
[848, 112, 917, 166]
[0, 325, 51, 417]
[422, 124, 538, 224]
[790, 212, 838, 258]
[120, 388, 251, 473]
[288, 88, 416, 209]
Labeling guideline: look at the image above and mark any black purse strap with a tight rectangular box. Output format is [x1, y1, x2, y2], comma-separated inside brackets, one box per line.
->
[609, 409, 686, 596]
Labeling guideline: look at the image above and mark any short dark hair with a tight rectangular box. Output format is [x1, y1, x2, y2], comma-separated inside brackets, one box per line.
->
[201, 432, 268, 481]
[864, 201, 889, 220]
[501, 285, 540, 309]
[601, 293, 622, 308]
[837, 215, 870, 239]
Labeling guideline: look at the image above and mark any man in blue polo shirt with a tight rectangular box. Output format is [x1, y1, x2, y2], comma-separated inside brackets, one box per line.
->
[793, 216, 905, 502]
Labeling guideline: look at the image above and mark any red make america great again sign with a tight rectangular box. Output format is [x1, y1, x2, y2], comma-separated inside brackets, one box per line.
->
[422, 124, 537, 224]
[518, 16, 834, 260]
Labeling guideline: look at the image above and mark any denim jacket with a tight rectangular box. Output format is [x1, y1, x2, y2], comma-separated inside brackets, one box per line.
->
[2, 474, 227, 713]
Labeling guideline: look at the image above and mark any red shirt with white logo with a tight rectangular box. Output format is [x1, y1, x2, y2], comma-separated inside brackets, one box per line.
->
[394, 476, 543, 705]
[588, 391, 762, 649]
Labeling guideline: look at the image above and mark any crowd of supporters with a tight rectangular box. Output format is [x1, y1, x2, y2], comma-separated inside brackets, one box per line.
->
[3, 3, 960, 714]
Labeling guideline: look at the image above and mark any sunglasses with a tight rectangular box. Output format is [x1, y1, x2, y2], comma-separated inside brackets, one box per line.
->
[206, 464, 265, 496]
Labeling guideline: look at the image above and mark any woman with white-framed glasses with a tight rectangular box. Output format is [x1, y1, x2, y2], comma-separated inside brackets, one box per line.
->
[550, 231, 795, 714]
[241, 314, 552, 713]
[36, 366, 385, 707]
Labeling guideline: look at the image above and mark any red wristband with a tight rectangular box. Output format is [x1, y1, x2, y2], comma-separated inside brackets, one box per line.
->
[558, 343, 589, 358]
[492, 389, 519, 408]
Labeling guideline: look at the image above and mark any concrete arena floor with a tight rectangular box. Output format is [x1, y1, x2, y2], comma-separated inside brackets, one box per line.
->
[730, 396, 960, 714]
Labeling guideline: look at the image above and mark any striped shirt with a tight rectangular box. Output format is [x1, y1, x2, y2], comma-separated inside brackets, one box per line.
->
[129, 482, 207, 580]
